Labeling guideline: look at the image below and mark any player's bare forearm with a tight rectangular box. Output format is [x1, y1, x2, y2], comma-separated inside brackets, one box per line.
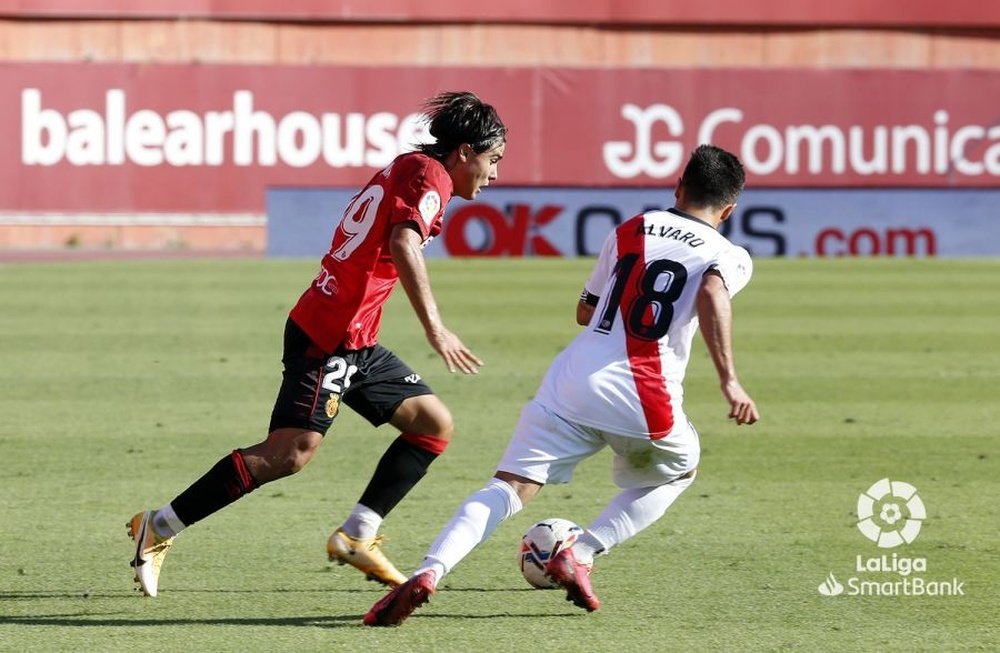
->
[576, 300, 595, 326]
[389, 222, 482, 374]
[390, 223, 442, 333]
[696, 272, 759, 425]
[696, 273, 736, 382]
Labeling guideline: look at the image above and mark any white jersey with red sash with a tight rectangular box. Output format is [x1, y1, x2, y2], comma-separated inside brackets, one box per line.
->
[534, 208, 752, 439]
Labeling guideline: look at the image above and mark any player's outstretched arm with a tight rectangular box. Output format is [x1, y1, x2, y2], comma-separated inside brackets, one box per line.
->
[389, 223, 483, 374]
[696, 270, 759, 426]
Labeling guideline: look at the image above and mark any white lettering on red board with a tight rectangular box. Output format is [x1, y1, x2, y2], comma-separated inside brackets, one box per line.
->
[602, 104, 1000, 179]
[20, 89, 429, 168]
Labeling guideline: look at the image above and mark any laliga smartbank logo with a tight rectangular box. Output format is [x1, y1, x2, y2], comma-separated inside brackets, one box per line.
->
[818, 478, 965, 598]
[856, 478, 924, 548]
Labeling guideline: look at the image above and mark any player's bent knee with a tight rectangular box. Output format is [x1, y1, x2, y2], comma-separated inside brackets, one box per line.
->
[290, 431, 323, 472]
[434, 416, 455, 441]
[419, 404, 454, 439]
[494, 471, 543, 505]
[392, 395, 454, 440]
[252, 428, 323, 479]
[286, 446, 317, 474]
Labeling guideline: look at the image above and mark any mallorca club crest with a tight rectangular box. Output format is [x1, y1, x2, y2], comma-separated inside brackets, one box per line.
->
[325, 395, 340, 419]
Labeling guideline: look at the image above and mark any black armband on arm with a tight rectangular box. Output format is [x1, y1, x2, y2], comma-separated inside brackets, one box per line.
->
[579, 290, 600, 306]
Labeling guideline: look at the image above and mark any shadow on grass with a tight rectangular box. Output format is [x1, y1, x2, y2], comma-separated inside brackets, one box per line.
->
[0, 609, 585, 628]
[0, 586, 584, 628]
[0, 588, 371, 600]
[0, 613, 361, 628]
[0, 586, 541, 601]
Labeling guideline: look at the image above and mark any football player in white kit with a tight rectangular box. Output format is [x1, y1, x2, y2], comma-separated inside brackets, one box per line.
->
[364, 144, 760, 626]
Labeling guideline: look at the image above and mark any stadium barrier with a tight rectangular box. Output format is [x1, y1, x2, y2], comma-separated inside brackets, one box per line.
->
[267, 187, 999, 258]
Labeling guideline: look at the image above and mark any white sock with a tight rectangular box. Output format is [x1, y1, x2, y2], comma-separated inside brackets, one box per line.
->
[340, 503, 383, 540]
[570, 530, 605, 565]
[581, 476, 693, 557]
[414, 478, 523, 586]
[152, 504, 186, 538]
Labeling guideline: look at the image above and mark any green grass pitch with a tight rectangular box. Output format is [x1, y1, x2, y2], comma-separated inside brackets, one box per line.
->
[0, 257, 997, 652]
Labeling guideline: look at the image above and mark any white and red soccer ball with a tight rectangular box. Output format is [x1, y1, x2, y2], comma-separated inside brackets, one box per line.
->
[519, 518, 583, 589]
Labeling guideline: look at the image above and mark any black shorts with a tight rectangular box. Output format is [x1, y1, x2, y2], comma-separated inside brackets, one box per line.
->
[268, 318, 434, 434]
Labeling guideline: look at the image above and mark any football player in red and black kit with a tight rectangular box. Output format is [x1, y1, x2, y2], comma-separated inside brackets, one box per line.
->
[127, 91, 507, 597]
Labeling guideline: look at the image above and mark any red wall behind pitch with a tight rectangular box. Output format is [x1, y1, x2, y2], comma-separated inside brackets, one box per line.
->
[5, 63, 1000, 213]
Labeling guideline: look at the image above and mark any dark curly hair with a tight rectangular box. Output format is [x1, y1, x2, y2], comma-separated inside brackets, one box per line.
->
[416, 91, 507, 160]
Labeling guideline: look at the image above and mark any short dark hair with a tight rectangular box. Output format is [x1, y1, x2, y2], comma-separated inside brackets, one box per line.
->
[679, 144, 745, 209]
[416, 91, 507, 160]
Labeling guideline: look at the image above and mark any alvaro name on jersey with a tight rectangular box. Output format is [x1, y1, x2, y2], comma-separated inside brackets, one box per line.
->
[289, 152, 452, 353]
[534, 208, 752, 439]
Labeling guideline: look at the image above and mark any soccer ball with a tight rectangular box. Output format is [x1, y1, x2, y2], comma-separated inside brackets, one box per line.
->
[519, 518, 583, 589]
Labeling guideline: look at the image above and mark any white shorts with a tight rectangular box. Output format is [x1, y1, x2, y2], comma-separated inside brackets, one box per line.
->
[496, 400, 700, 489]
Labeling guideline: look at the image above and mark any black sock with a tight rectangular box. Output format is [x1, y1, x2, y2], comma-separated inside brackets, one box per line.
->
[358, 436, 439, 517]
[170, 450, 260, 527]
